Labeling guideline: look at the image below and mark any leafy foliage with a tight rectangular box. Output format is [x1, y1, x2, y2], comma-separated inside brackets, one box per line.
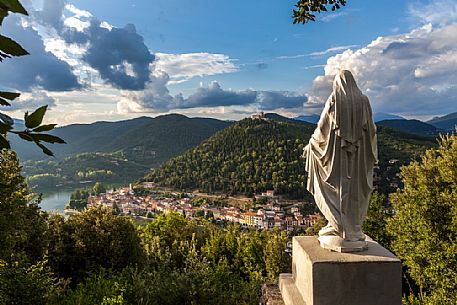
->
[0, 1, 64, 155]
[0, 260, 62, 305]
[47, 206, 145, 284]
[362, 192, 392, 248]
[293, 0, 347, 24]
[387, 134, 457, 304]
[0, 150, 48, 263]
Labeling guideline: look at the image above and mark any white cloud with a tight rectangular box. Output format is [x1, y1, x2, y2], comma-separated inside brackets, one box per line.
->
[2, 90, 56, 112]
[409, 0, 457, 26]
[63, 16, 90, 31]
[276, 45, 358, 60]
[155, 53, 239, 84]
[320, 10, 349, 22]
[65, 4, 93, 18]
[308, 45, 359, 57]
[307, 23, 457, 116]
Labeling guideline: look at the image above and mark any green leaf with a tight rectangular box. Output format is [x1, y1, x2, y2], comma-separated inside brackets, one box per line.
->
[0, 97, 11, 106]
[36, 142, 54, 156]
[30, 133, 66, 144]
[0, 113, 13, 125]
[33, 124, 57, 132]
[1, 0, 28, 15]
[0, 122, 12, 133]
[18, 132, 34, 142]
[0, 134, 10, 149]
[0, 35, 29, 57]
[0, 91, 20, 100]
[0, 9, 8, 26]
[25, 105, 47, 129]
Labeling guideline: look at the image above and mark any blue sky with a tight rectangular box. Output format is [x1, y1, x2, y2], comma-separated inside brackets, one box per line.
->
[2, 0, 457, 124]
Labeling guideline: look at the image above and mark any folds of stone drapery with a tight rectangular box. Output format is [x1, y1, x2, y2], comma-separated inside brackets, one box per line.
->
[303, 93, 377, 240]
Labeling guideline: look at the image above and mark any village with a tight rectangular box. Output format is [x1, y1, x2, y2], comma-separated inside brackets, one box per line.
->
[81, 182, 321, 232]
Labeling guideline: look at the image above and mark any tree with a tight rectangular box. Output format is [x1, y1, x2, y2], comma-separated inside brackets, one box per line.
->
[0, 150, 48, 263]
[362, 191, 392, 248]
[47, 206, 145, 283]
[0, 0, 65, 155]
[93, 182, 106, 195]
[292, 0, 347, 24]
[387, 134, 457, 304]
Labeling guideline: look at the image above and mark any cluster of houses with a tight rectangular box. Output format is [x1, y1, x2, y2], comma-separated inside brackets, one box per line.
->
[85, 182, 320, 231]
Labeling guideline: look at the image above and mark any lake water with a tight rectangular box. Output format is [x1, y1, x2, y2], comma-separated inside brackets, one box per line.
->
[40, 190, 73, 212]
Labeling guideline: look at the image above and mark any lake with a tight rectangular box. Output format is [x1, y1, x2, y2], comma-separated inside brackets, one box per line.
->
[40, 190, 73, 212]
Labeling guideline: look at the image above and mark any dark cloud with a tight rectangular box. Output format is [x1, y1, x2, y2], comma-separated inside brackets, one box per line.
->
[177, 81, 257, 109]
[256, 91, 307, 110]
[62, 19, 155, 90]
[0, 15, 81, 92]
[121, 81, 307, 112]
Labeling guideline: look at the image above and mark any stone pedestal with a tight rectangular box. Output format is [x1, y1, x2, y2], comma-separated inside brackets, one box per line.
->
[279, 236, 402, 305]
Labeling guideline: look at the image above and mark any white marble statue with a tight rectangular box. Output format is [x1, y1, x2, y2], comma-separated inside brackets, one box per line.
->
[303, 70, 378, 252]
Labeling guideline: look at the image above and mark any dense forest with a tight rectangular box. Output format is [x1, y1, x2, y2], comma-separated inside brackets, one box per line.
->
[146, 118, 436, 198]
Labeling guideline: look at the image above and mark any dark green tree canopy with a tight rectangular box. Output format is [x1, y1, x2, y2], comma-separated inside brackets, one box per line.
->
[293, 0, 347, 24]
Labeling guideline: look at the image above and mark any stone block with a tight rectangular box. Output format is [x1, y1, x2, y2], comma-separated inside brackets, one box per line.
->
[279, 236, 402, 305]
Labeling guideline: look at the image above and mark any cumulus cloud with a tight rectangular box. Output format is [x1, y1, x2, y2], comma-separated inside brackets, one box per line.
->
[155, 53, 238, 84]
[0, 14, 81, 92]
[179, 82, 256, 109]
[118, 81, 307, 113]
[73, 21, 155, 90]
[255, 91, 307, 110]
[307, 23, 457, 116]
[4, 91, 56, 111]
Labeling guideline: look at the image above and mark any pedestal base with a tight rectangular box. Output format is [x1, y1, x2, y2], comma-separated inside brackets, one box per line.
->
[279, 236, 402, 305]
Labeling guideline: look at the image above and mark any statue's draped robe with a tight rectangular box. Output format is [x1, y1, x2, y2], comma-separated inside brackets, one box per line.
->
[303, 71, 377, 241]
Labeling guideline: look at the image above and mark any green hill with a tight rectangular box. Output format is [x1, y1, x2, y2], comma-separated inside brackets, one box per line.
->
[427, 112, 457, 131]
[17, 114, 232, 190]
[377, 119, 443, 137]
[145, 118, 436, 199]
[146, 118, 314, 198]
[11, 114, 231, 163]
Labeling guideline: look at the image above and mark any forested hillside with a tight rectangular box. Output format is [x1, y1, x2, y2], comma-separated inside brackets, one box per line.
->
[146, 118, 436, 198]
[376, 119, 443, 137]
[18, 115, 232, 189]
[12, 114, 231, 162]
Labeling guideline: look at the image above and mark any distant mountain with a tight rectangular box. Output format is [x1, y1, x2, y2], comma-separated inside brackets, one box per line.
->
[427, 112, 457, 131]
[296, 112, 405, 123]
[146, 118, 435, 198]
[374, 113, 405, 122]
[14, 114, 232, 190]
[294, 114, 320, 124]
[377, 119, 442, 137]
[11, 114, 232, 163]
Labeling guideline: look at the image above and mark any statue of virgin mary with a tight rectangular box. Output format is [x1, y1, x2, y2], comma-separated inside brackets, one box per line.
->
[303, 70, 378, 252]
